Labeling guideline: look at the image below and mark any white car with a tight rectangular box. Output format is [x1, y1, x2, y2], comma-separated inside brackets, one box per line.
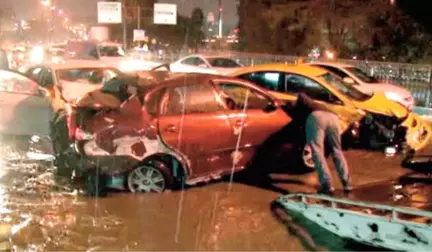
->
[97, 41, 161, 72]
[0, 69, 53, 159]
[61, 40, 160, 73]
[307, 62, 415, 110]
[170, 54, 243, 75]
[23, 60, 123, 104]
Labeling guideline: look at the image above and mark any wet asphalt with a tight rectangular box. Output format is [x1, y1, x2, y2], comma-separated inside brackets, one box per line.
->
[0, 146, 431, 251]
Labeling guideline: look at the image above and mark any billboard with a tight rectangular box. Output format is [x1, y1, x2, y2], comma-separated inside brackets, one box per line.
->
[98, 1, 122, 24]
[153, 3, 177, 25]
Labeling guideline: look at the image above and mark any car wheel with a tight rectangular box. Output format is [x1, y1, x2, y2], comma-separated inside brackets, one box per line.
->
[401, 146, 415, 167]
[127, 160, 173, 193]
[302, 145, 315, 169]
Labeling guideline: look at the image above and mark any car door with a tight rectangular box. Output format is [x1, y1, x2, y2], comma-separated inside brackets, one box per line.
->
[213, 80, 292, 169]
[157, 82, 237, 178]
[0, 69, 53, 137]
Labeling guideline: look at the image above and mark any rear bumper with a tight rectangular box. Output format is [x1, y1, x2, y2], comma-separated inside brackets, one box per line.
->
[73, 141, 138, 175]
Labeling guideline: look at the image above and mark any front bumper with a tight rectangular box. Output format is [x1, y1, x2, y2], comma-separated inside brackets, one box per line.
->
[403, 113, 432, 152]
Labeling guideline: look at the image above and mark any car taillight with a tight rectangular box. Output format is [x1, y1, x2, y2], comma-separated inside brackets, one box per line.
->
[75, 128, 95, 141]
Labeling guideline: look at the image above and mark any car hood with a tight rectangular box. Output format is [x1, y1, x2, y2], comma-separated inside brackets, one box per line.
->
[355, 82, 412, 98]
[351, 92, 409, 118]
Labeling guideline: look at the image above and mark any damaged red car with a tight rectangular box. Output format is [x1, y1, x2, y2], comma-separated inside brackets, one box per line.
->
[53, 73, 293, 195]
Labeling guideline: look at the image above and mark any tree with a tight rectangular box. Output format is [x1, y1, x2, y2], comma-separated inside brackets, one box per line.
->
[188, 8, 205, 53]
[238, 0, 432, 62]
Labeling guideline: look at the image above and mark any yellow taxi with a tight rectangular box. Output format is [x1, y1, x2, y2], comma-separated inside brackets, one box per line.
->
[230, 63, 431, 164]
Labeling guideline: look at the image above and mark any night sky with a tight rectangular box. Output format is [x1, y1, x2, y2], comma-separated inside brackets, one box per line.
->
[5, 0, 238, 25]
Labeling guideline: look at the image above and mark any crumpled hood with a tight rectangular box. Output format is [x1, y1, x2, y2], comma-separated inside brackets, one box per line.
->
[351, 92, 409, 118]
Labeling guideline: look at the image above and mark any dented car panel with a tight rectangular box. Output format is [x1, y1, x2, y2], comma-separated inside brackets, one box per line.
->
[68, 73, 292, 185]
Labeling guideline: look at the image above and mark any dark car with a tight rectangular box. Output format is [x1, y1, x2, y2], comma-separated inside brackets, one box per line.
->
[51, 72, 294, 195]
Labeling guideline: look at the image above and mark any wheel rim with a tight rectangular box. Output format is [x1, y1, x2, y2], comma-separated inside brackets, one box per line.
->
[127, 165, 166, 193]
[302, 145, 315, 169]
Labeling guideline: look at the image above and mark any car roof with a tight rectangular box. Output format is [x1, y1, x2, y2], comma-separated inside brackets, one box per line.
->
[233, 63, 329, 77]
[306, 61, 354, 69]
[142, 72, 255, 91]
[182, 54, 234, 60]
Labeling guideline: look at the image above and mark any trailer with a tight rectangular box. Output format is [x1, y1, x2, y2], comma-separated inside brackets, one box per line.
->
[275, 193, 432, 251]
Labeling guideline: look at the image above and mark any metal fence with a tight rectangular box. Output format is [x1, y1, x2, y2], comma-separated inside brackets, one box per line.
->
[131, 50, 432, 107]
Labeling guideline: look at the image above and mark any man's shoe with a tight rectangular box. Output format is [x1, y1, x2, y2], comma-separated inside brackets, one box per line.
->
[317, 187, 335, 196]
[343, 186, 353, 195]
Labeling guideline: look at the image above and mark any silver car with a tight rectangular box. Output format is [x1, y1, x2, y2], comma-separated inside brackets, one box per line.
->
[0, 69, 53, 161]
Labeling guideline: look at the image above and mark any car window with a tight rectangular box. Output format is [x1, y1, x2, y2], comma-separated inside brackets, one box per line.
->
[319, 73, 372, 102]
[344, 67, 378, 83]
[206, 58, 240, 68]
[99, 46, 125, 57]
[146, 88, 166, 116]
[26, 67, 43, 82]
[217, 82, 272, 110]
[162, 83, 224, 115]
[284, 74, 333, 102]
[181, 57, 198, 66]
[181, 57, 206, 66]
[56, 68, 120, 86]
[312, 65, 349, 79]
[0, 69, 38, 95]
[239, 72, 281, 91]
[40, 68, 55, 88]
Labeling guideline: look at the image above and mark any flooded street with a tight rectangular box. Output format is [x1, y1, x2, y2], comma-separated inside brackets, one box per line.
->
[0, 146, 430, 251]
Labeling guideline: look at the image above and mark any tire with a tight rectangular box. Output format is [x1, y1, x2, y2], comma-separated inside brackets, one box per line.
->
[300, 144, 315, 170]
[401, 146, 415, 167]
[126, 159, 174, 193]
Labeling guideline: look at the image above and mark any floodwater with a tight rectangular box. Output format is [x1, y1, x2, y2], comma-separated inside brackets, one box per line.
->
[0, 148, 431, 251]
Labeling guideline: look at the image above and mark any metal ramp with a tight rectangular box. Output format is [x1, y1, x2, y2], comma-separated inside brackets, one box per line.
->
[276, 193, 432, 251]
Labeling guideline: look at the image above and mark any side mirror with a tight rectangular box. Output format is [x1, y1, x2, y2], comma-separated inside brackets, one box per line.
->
[342, 77, 356, 85]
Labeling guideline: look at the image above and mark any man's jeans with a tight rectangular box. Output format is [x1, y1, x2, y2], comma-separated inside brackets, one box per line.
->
[306, 111, 351, 191]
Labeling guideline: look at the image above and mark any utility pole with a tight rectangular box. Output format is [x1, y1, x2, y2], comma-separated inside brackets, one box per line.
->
[121, 0, 127, 49]
[137, 4, 141, 29]
[218, 0, 223, 38]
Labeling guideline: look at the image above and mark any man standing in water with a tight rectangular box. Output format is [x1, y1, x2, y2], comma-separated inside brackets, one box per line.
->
[293, 92, 352, 195]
